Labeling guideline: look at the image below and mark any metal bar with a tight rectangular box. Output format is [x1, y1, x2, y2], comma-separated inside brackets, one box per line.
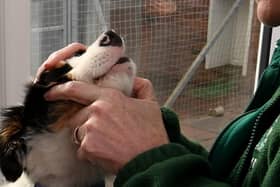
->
[66, 0, 72, 44]
[242, 0, 255, 76]
[164, 0, 243, 107]
[95, 0, 109, 30]
[31, 25, 65, 33]
[258, 25, 272, 80]
[253, 24, 272, 92]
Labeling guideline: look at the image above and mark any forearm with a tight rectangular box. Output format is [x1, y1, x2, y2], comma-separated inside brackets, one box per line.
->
[114, 108, 227, 187]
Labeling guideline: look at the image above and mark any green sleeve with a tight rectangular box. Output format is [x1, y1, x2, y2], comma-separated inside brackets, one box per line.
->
[261, 151, 280, 187]
[114, 108, 230, 187]
[160, 107, 208, 157]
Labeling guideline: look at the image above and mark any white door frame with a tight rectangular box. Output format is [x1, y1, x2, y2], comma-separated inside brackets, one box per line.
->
[0, 0, 31, 107]
[0, 0, 6, 108]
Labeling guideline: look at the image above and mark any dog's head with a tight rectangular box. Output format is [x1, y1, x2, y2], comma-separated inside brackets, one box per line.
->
[0, 30, 136, 184]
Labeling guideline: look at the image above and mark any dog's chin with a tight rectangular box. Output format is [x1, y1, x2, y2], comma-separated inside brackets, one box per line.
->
[94, 59, 136, 96]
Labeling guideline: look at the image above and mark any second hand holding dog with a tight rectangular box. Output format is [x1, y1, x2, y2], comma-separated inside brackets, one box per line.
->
[42, 47, 169, 174]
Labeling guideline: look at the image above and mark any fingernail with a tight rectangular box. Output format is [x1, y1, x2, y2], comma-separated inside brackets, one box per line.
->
[44, 63, 51, 69]
[33, 78, 38, 84]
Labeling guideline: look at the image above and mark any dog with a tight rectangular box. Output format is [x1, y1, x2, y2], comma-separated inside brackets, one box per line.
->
[0, 30, 137, 187]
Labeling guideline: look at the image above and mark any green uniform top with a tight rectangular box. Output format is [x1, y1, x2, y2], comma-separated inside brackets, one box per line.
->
[114, 40, 280, 187]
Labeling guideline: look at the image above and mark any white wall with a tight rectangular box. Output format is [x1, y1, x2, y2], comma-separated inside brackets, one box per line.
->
[0, 0, 6, 108]
[206, 0, 254, 76]
[207, 0, 233, 68]
[0, 0, 31, 107]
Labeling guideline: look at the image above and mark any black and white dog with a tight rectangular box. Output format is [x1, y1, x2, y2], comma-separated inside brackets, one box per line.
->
[0, 30, 136, 187]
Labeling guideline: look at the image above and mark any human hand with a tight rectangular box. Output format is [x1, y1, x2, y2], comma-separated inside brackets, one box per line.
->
[45, 77, 169, 174]
[34, 43, 86, 82]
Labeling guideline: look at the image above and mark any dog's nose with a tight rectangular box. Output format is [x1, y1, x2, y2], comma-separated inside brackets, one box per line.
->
[104, 30, 123, 47]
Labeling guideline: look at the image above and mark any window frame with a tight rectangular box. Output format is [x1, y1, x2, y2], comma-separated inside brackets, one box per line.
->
[0, 0, 5, 108]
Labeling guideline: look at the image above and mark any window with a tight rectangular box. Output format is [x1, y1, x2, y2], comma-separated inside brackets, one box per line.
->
[31, 0, 110, 74]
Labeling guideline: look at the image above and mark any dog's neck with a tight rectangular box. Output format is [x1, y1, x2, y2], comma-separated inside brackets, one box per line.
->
[25, 128, 103, 187]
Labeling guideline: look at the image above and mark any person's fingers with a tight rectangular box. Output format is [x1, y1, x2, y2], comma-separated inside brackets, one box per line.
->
[35, 43, 86, 82]
[76, 119, 99, 161]
[44, 81, 101, 105]
[76, 124, 117, 173]
[69, 106, 93, 129]
[133, 77, 157, 101]
[44, 43, 86, 69]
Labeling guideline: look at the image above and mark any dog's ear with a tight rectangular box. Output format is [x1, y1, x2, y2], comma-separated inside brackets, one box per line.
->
[0, 139, 25, 182]
[36, 62, 73, 86]
[0, 106, 26, 182]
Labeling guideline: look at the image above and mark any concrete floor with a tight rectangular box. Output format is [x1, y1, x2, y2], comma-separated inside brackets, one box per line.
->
[180, 113, 236, 151]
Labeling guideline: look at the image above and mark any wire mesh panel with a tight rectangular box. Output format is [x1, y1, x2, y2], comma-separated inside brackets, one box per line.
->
[31, 0, 66, 74]
[30, 0, 260, 148]
[71, 0, 110, 43]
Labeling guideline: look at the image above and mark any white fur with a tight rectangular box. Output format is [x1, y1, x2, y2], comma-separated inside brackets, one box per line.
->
[26, 129, 104, 187]
[0, 129, 104, 187]
[97, 58, 137, 96]
[0, 173, 33, 187]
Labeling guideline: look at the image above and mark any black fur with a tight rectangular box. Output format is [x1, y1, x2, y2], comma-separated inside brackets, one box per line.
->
[73, 49, 86, 57]
[0, 106, 26, 181]
[0, 137, 26, 182]
[36, 63, 72, 87]
[100, 30, 123, 47]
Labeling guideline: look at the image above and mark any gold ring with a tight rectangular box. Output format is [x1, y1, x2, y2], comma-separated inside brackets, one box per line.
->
[73, 127, 82, 145]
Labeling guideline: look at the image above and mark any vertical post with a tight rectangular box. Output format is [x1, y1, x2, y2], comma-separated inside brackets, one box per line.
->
[242, 0, 255, 76]
[65, 0, 72, 44]
[2, 0, 31, 105]
[254, 24, 272, 91]
[95, 0, 109, 31]
[0, 0, 6, 108]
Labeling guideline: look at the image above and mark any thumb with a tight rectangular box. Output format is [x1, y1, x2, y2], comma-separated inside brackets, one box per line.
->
[45, 81, 102, 105]
[133, 77, 157, 101]
[35, 43, 86, 82]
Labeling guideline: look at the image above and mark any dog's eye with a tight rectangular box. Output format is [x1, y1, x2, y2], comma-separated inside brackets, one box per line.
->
[100, 35, 111, 46]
